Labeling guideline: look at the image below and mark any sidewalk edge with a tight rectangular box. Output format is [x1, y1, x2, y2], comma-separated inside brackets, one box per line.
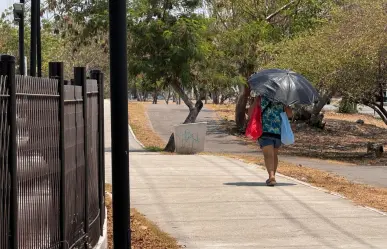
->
[277, 171, 387, 216]
[223, 156, 387, 217]
[129, 125, 145, 148]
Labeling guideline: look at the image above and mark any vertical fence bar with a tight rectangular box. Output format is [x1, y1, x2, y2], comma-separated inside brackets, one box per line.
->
[49, 62, 66, 249]
[90, 70, 105, 235]
[75, 67, 89, 247]
[0, 55, 17, 249]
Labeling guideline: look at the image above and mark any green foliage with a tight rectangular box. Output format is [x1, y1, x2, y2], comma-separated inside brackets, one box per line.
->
[2, 0, 384, 114]
[268, 0, 386, 105]
[339, 99, 358, 114]
[128, 0, 206, 90]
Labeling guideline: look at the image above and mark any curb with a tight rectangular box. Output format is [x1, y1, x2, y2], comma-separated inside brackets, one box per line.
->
[128, 125, 145, 149]
[94, 208, 108, 249]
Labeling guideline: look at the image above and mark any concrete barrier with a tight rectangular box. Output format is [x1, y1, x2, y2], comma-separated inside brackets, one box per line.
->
[174, 122, 207, 154]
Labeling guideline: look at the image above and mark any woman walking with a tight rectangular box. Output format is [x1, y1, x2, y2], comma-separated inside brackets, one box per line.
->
[248, 96, 293, 186]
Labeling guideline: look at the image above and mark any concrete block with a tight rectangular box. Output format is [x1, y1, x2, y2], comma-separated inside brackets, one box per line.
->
[173, 122, 207, 154]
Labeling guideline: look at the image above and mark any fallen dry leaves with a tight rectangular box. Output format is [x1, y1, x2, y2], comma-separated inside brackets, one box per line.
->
[106, 184, 181, 249]
[128, 102, 166, 149]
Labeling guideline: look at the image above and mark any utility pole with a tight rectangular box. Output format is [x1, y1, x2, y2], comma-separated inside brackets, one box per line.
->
[13, 2, 25, 75]
[37, 0, 42, 77]
[109, 0, 130, 248]
[30, 0, 37, 76]
[19, 1, 25, 75]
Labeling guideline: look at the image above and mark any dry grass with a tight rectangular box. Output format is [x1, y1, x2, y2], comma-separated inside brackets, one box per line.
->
[207, 104, 235, 121]
[128, 102, 165, 149]
[208, 103, 387, 165]
[105, 184, 181, 249]
[324, 111, 386, 128]
[208, 153, 387, 212]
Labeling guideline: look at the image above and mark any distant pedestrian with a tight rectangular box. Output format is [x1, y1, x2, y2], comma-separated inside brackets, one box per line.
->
[248, 96, 293, 186]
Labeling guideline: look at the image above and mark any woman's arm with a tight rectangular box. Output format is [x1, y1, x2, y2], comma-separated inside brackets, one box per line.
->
[285, 106, 293, 118]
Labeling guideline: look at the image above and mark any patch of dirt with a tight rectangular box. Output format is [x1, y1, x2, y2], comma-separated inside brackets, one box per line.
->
[208, 104, 387, 166]
[128, 102, 166, 149]
[105, 184, 181, 249]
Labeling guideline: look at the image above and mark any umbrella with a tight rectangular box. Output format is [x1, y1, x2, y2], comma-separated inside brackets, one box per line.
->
[248, 69, 319, 106]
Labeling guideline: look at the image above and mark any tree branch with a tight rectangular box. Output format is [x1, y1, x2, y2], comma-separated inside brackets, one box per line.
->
[366, 102, 387, 125]
[216, 11, 228, 29]
[266, 0, 298, 22]
[170, 77, 194, 109]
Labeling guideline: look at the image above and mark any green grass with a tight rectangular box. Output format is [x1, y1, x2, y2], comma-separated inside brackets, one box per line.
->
[144, 146, 164, 152]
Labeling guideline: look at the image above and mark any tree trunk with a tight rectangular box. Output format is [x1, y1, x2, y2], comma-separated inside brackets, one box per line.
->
[220, 94, 229, 104]
[367, 102, 387, 125]
[152, 91, 158, 104]
[212, 91, 220, 104]
[164, 78, 204, 152]
[166, 87, 171, 104]
[293, 91, 333, 129]
[235, 84, 250, 131]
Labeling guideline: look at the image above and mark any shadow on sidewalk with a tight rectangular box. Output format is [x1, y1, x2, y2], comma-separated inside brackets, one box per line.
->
[224, 182, 296, 187]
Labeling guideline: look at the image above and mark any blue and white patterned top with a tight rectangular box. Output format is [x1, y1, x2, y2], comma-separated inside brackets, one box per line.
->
[261, 97, 283, 135]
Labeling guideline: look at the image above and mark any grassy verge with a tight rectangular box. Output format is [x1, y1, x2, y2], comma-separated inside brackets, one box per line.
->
[128, 102, 165, 150]
[105, 184, 181, 249]
[129, 102, 387, 213]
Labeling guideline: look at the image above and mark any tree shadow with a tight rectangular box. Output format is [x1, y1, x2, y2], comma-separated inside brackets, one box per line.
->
[224, 182, 296, 187]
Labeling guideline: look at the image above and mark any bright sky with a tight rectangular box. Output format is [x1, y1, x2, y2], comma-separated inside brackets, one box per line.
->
[0, 0, 16, 14]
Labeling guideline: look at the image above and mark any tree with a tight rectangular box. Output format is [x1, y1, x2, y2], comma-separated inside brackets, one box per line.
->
[206, 0, 339, 130]
[268, 0, 387, 124]
[127, 0, 208, 151]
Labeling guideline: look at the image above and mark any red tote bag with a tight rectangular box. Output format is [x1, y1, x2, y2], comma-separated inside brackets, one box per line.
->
[245, 97, 263, 140]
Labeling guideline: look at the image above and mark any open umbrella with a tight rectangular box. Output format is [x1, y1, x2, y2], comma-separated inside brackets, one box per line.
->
[248, 69, 319, 106]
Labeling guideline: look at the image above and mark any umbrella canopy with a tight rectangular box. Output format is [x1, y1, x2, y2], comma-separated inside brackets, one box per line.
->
[248, 69, 319, 106]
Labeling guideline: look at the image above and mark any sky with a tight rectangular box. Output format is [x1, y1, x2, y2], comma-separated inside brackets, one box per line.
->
[0, 0, 16, 14]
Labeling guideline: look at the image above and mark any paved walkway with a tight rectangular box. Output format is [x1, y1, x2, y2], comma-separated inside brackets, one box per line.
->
[147, 103, 387, 188]
[104, 100, 387, 248]
[104, 99, 144, 184]
[130, 154, 387, 249]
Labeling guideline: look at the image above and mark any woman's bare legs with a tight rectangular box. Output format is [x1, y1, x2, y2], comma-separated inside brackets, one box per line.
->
[262, 145, 275, 180]
[274, 148, 279, 175]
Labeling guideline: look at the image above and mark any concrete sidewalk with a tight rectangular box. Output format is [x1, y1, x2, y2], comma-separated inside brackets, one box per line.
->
[104, 99, 144, 184]
[104, 100, 387, 248]
[130, 153, 387, 249]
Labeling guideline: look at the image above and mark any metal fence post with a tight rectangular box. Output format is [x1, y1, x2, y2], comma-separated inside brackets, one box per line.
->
[30, 0, 37, 76]
[0, 55, 17, 249]
[49, 62, 66, 249]
[18, 0, 25, 75]
[75, 67, 90, 247]
[90, 70, 105, 235]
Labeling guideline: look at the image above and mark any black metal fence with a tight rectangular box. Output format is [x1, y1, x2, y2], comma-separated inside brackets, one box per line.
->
[0, 55, 105, 249]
